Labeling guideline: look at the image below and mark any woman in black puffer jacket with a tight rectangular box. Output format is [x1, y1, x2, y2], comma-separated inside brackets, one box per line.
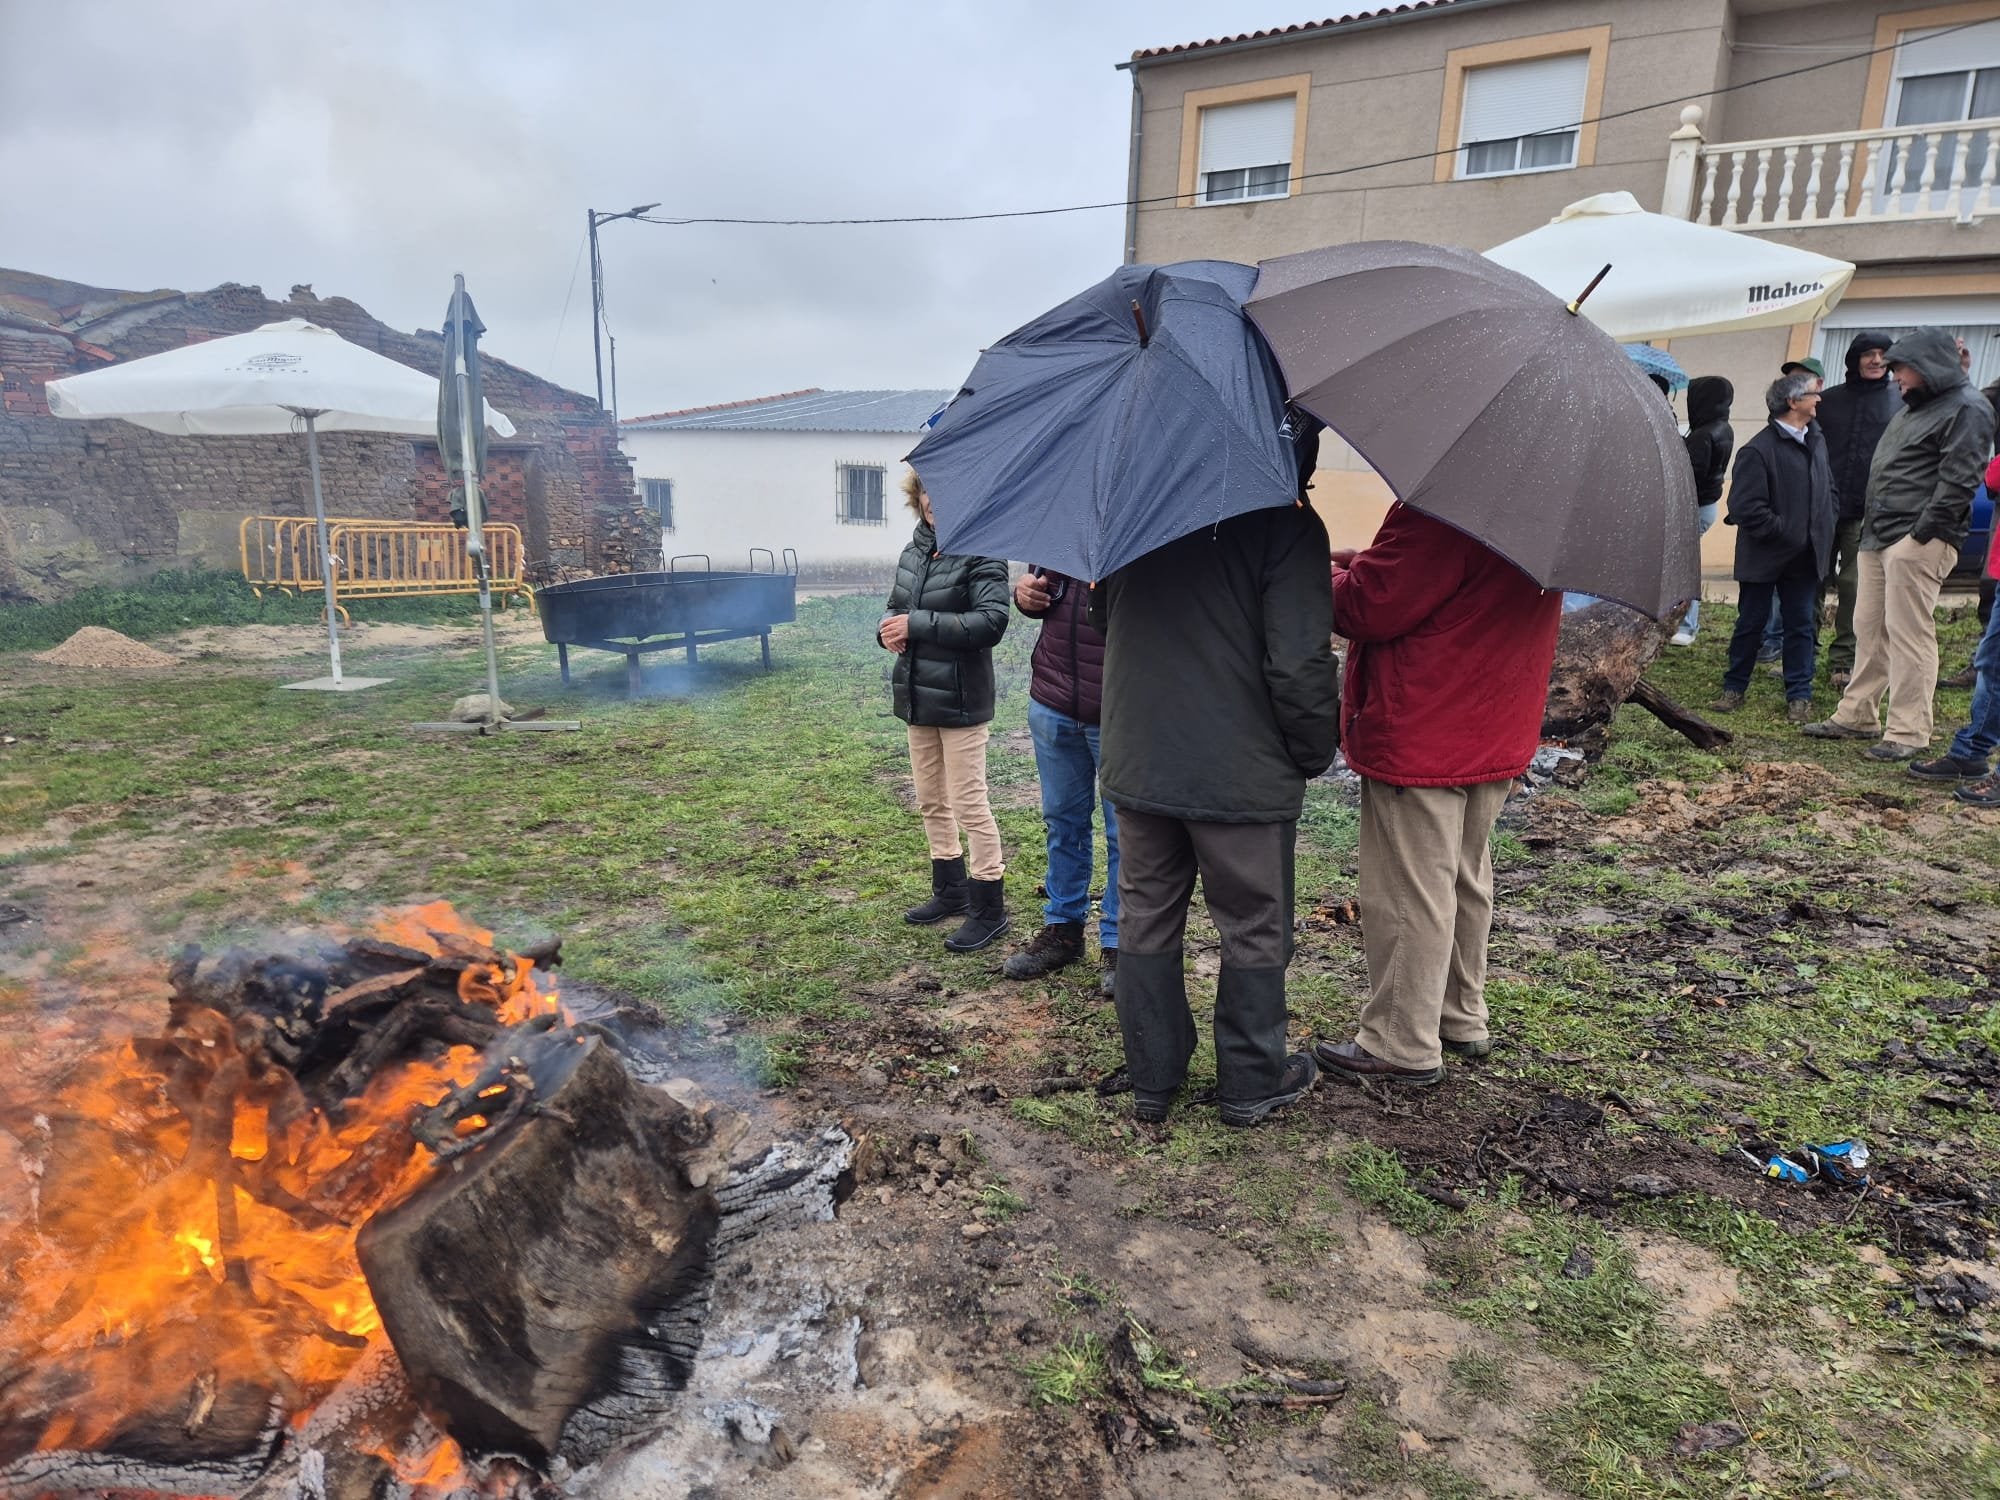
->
[878, 469, 1012, 952]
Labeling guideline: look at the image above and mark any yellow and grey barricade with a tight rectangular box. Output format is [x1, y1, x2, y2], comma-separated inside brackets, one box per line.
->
[240, 516, 530, 618]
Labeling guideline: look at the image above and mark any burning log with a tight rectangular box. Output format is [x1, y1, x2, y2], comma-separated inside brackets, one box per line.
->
[0, 904, 852, 1497]
[358, 1029, 719, 1464]
[0, 905, 572, 1492]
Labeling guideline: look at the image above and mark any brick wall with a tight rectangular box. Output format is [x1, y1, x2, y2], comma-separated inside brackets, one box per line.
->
[0, 278, 654, 599]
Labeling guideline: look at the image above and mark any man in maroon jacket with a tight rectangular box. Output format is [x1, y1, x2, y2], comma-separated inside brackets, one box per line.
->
[1003, 567, 1119, 995]
[1315, 504, 1563, 1085]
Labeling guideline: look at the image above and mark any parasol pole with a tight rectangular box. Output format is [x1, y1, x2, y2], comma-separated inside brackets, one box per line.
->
[452, 278, 504, 725]
[301, 409, 343, 684]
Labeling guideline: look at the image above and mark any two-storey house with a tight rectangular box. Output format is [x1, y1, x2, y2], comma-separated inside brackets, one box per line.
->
[1120, 0, 2000, 560]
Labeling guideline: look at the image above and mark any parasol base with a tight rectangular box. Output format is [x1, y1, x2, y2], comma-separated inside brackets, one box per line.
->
[408, 719, 582, 735]
[280, 675, 392, 692]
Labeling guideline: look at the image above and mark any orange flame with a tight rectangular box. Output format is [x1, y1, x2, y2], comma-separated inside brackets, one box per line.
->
[0, 903, 552, 1470]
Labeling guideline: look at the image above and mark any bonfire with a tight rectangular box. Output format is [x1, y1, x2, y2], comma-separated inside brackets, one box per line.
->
[0, 904, 729, 1496]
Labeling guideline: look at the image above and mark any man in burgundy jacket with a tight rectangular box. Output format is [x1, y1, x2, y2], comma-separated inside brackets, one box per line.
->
[1315, 504, 1563, 1085]
[1003, 567, 1118, 994]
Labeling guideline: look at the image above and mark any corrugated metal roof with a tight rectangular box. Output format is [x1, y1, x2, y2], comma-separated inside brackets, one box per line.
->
[1129, 1, 1475, 62]
[622, 387, 952, 433]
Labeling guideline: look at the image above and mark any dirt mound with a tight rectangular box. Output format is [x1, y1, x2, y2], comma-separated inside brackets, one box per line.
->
[32, 627, 179, 669]
[1600, 760, 1837, 842]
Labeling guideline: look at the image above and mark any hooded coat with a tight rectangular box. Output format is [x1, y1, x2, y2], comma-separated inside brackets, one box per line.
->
[881, 521, 1010, 728]
[1816, 331, 1899, 521]
[1682, 377, 1735, 508]
[1861, 329, 1997, 552]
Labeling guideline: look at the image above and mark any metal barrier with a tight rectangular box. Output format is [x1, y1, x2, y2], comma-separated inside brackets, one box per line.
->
[239, 516, 530, 607]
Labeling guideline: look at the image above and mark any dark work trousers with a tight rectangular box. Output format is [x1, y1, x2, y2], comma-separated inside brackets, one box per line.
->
[1724, 552, 1820, 701]
[1111, 807, 1296, 1106]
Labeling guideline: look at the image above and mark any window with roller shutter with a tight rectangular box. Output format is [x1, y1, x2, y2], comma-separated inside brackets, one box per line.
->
[1456, 52, 1590, 179]
[1198, 95, 1297, 204]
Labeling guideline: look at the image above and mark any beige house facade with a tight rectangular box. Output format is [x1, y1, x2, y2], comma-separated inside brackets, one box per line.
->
[1120, 0, 2000, 569]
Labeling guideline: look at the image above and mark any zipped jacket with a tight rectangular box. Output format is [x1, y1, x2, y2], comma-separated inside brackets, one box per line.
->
[881, 521, 1010, 728]
[1017, 569, 1104, 725]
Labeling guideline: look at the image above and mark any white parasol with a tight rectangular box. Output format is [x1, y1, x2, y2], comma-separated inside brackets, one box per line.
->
[45, 319, 516, 690]
[1484, 192, 1855, 342]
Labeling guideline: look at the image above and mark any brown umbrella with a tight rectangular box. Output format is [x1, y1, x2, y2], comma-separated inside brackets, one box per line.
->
[1246, 240, 1697, 618]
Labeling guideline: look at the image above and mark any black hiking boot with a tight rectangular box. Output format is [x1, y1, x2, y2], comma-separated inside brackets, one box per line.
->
[943, 877, 1009, 953]
[1219, 1053, 1320, 1127]
[1003, 921, 1084, 980]
[1098, 947, 1118, 1000]
[903, 857, 968, 926]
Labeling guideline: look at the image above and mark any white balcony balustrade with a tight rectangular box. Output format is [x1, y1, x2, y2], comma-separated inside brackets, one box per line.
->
[1671, 109, 2000, 229]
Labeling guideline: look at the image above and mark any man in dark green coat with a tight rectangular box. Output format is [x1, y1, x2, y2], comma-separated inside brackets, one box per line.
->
[1805, 328, 1997, 758]
[1091, 500, 1338, 1127]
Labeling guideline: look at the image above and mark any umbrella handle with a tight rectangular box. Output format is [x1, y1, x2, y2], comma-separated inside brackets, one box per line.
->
[1130, 300, 1150, 347]
[1566, 264, 1612, 316]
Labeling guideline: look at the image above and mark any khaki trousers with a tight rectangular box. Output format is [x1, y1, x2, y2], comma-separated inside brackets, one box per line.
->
[1830, 535, 1957, 747]
[907, 724, 1004, 880]
[1356, 778, 1511, 1072]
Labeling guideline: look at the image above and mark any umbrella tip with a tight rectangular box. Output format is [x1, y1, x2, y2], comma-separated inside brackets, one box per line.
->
[1566, 263, 1613, 315]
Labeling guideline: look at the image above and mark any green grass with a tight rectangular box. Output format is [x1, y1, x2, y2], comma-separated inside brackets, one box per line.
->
[6, 590, 2000, 1499]
[1024, 1330, 1107, 1406]
[0, 565, 483, 652]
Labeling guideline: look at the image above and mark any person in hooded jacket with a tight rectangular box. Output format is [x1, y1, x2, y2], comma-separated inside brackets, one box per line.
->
[880, 470, 1013, 951]
[1671, 376, 1735, 646]
[1710, 373, 1836, 721]
[1815, 332, 1900, 685]
[1002, 565, 1119, 995]
[1803, 329, 1997, 759]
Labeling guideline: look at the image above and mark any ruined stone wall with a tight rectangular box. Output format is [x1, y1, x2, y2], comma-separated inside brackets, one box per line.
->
[0, 281, 652, 600]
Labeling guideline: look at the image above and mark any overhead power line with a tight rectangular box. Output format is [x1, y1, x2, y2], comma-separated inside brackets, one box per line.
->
[626, 18, 1990, 228]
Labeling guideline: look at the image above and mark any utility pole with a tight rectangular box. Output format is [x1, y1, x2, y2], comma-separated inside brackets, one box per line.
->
[585, 204, 659, 424]
[587, 208, 605, 412]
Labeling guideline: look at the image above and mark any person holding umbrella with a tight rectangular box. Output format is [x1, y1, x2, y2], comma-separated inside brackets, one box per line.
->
[1003, 564, 1119, 996]
[881, 471, 1013, 953]
[1089, 465, 1338, 1127]
[1312, 507, 1563, 1086]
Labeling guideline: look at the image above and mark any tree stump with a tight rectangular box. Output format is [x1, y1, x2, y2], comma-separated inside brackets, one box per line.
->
[1542, 601, 1665, 753]
[1540, 600, 1728, 755]
[356, 1030, 719, 1464]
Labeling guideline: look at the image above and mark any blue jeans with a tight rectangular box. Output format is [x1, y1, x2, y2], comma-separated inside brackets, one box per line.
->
[1947, 602, 2000, 767]
[1680, 503, 1719, 635]
[1724, 566, 1819, 700]
[1028, 698, 1119, 947]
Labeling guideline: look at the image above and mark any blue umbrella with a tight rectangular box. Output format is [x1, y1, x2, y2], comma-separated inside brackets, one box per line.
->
[1622, 342, 1687, 393]
[908, 261, 1299, 582]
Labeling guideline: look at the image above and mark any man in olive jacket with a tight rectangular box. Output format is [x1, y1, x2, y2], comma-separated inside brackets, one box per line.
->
[1090, 501, 1338, 1127]
[1805, 328, 1998, 758]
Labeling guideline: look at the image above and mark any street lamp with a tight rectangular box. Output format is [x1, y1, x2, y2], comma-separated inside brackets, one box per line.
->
[587, 203, 659, 425]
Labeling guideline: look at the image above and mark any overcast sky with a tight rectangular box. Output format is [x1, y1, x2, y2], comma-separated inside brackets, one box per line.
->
[1, 2, 1309, 416]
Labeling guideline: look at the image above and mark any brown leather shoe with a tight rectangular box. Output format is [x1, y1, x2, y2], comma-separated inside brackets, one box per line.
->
[1312, 1038, 1443, 1086]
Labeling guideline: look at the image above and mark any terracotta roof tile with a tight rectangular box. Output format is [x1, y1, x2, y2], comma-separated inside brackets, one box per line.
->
[1131, 1, 1467, 61]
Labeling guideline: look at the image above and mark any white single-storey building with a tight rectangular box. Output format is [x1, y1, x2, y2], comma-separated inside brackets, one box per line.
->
[619, 388, 950, 583]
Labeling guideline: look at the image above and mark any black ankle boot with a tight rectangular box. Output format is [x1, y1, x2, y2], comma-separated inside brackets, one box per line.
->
[943, 877, 1010, 952]
[904, 857, 969, 925]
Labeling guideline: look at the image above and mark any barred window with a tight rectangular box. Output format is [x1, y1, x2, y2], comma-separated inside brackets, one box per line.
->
[642, 478, 674, 531]
[837, 463, 886, 525]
